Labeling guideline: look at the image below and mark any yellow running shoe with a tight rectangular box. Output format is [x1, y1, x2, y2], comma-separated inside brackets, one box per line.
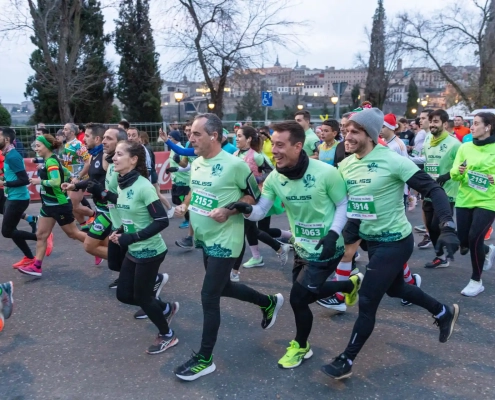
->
[277, 340, 313, 369]
[345, 273, 364, 307]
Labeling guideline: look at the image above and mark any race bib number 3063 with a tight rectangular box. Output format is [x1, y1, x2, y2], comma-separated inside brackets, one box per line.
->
[189, 190, 219, 216]
[347, 195, 377, 220]
[294, 222, 324, 245]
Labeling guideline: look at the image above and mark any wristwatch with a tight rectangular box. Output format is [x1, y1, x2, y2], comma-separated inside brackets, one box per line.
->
[442, 221, 456, 230]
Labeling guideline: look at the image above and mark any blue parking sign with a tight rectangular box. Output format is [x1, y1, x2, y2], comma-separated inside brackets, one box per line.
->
[261, 91, 273, 107]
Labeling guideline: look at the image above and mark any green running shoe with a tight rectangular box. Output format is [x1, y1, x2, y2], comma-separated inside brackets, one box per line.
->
[243, 257, 264, 268]
[278, 340, 313, 369]
[175, 352, 216, 381]
[345, 273, 363, 307]
[261, 293, 284, 329]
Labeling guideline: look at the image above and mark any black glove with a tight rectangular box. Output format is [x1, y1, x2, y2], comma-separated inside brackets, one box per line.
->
[166, 167, 178, 174]
[225, 202, 253, 214]
[173, 153, 181, 164]
[436, 226, 459, 260]
[86, 179, 104, 196]
[117, 232, 139, 247]
[315, 230, 339, 261]
[436, 172, 451, 187]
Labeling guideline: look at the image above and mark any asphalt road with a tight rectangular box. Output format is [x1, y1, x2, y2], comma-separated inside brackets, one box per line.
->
[1, 202, 494, 400]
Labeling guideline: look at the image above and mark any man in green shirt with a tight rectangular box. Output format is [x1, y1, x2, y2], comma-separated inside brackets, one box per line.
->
[173, 113, 284, 382]
[295, 110, 320, 159]
[321, 107, 460, 380]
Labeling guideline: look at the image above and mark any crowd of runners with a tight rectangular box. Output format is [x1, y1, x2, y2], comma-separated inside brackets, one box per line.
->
[1, 104, 494, 381]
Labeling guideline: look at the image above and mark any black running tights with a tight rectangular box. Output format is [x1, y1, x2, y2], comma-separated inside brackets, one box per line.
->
[244, 219, 280, 251]
[1, 199, 37, 258]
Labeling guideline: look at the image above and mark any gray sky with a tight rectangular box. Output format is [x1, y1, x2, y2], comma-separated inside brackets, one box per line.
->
[0, 0, 461, 103]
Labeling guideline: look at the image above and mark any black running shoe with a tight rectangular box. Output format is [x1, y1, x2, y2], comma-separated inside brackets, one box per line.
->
[433, 304, 460, 343]
[134, 308, 148, 319]
[153, 273, 168, 299]
[460, 247, 469, 256]
[175, 236, 194, 250]
[321, 353, 353, 380]
[261, 293, 284, 329]
[175, 352, 216, 381]
[425, 257, 449, 269]
[108, 278, 118, 289]
[163, 301, 180, 325]
[146, 331, 179, 355]
[29, 216, 38, 234]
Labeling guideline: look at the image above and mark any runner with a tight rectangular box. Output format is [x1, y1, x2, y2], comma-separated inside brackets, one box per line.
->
[318, 119, 341, 166]
[173, 113, 283, 381]
[334, 113, 352, 167]
[259, 126, 275, 165]
[295, 110, 320, 158]
[235, 120, 362, 368]
[453, 116, 471, 142]
[19, 134, 87, 277]
[220, 129, 237, 154]
[451, 112, 495, 296]
[0, 281, 14, 332]
[0, 128, 38, 268]
[320, 108, 460, 380]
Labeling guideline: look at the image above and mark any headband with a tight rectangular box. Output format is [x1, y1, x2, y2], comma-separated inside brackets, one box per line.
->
[36, 135, 53, 150]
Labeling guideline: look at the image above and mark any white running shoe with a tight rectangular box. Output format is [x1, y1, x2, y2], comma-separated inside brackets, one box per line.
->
[461, 279, 484, 297]
[230, 271, 240, 282]
[167, 206, 176, 219]
[277, 244, 291, 266]
[483, 244, 495, 271]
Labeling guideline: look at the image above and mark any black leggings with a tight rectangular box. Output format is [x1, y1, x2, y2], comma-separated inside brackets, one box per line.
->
[344, 234, 443, 361]
[456, 207, 495, 282]
[116, 252, 170, 334]
[423, 201, 454, 254]
[1, 199, 37, 258]
[244, 219, 280, 251]
[199, 251, 271, 359]
[107, 239, 127, 272]
[0, 189, 5, 215]
[258, 216, 283, 238]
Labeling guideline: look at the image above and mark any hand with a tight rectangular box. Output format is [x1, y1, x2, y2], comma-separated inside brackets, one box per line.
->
[225, 202, 253, 215]
[174, 204, 187, 218]
[458, 165, 467, 174]
[72, 177, 80, 184]
[109, 231, 121, 245]
[118, 233, 138, 247]
[209, 208, 233, 223]
[166, 167, 178, 174]
[61, 182, 75, 191]
[30, 177, 41, 185]
[159, 128, 166, 141]
[436, 173, 450, 187]
[488, 175, 494, 184]
[36, 164, 43, 170]
[86, 180, 104, 196]
[436, 226, 460, 260]
[315, 230, 339, 260]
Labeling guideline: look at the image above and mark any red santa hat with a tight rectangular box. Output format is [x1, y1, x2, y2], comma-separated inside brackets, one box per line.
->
[383, 114, 397, 130]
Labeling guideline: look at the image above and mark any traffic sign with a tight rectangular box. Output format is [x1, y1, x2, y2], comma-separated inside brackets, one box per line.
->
[261, 91, 273, 107]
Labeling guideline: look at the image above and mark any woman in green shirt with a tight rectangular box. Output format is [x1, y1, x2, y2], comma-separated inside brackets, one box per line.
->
[110, 140, 179, 355]
[450, 112, 495, 297]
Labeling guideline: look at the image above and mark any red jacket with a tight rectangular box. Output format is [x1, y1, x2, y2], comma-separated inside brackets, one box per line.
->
[454, 126, 471, 142]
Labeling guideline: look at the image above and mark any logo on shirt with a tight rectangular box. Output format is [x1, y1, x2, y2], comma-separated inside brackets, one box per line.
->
[211, 163, 223, 177]
[439, 144, 447, 153]
[195, 166, 200, 171]
[367, 162, 379, 173]
[95, 161, 101, 168]
[127, 189, 134, 200]
[281, 181, 288, 186]
[303, 174, 316, 189]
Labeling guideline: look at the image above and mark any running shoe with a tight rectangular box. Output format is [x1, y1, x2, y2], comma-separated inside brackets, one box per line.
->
[175, 352, 216, 381]
[432, 304, 459, 343]
[485, 226, 493, 241]
[163, 301, 180, 326]
[484, 244, 495, 271]
[418, 234, 431, 248]
[316, 294, 347, 312]
[108, 278, 118, 289]
[424, 257, 449, 269]
[460, 247, 469, 256]
[278, 340, 313, 369]
[344, 273, 363, 307]
[146, 331, 179, 355]
[401, 273, 422, 306]
[230, 271, 240, 282]
[461, 280, 484, 297]
[175, 236, 193, 250]
[86, 213, 96, 226]
[134, 308, 148, 319]
[18, 263, 42, 277]
[277, 244, 290, 266]
[179, 221, 190, 229]
[0, 281, 14, 320]
[167, 206, 175, 219]
[351, 267, 360, 276]
[414, 225, 427, 233]
[45, 233, 54, 257]
[407, 195, 417, 211]
[29, 216, 38, 234]
[321, 353, 353, 380]
[94, 257, 103, 266]
[354, 252, 361, 262]
[261, 293, 284, 329]
[243, 257, 264, 268]
[12, 256, 34, 269]
[0, 313, 4, 332]
[134, 274, 170, 319]
[276, 237, 294, 251]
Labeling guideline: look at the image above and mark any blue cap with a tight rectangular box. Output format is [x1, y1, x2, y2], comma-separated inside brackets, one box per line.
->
[169, 130, 181, 142]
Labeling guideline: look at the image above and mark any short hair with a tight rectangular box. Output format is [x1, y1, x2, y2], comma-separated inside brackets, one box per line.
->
[447, 120, 455, 129]
[78, 124, 86, 133]
[429, 109, 449, 124]
[415, 117, 420, 125]
[108, 127, 128, 142]
[184, 120, 192, 128]
[139, 131, 150, 145]
[66, 123, 78, 134]
[341, 112, 352, 119]
[56, 129, 64, 137]
[194, 113, 223, 143]
[420, 109, 433, 117]
[85, 123, 106, 139]
[271, 121, 305, 145]
[119, 120, 130, 130]
[475, 112, 495, 136]
[127, 126, 139, 135]
[322, 119, 342, 141]
[1, 127, 16, 142]
[399, 117, 408, 125]
[294, 110, 311, 121]
[37, 127, 49, 134]
[455, 115, 464, 120]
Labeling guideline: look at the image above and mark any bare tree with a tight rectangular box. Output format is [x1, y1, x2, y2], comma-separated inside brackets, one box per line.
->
[158, 0, 302, 118]
[393, 0, 494, 108]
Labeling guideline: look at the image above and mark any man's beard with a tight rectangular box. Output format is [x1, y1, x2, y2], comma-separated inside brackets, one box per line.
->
[0, 142, 5, 150]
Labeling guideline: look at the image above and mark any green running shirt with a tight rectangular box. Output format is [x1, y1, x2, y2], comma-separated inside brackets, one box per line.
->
[303, 128, 320, 157]
[262, 159, 346, 261]
[170, 144, 190, 186]
[39, 156, 69, 206]
[339, 145, 419, 242]
[105, 163, 121, 229]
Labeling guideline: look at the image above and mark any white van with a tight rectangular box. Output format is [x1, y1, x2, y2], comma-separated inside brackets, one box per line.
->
[464, 109, 495, 125]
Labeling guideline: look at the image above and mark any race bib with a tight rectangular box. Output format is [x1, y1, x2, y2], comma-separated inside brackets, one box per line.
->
[294, 221, 324, 245]
[411, 150, 419, 156]
[347, 195, 377, 220]
[467, 170, 490, 192]
[425, 163, 440, 178]
[189, 190, 219, 216]
[121, 218, 136, 233]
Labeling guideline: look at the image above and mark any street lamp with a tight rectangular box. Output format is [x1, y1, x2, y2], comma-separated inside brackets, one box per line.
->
[297, 104, 304, 110]
[208, 103, 215, 110]
[421, 99, 428, 107]
[174, 90, 184, 122]
[411, 108, 417, 115]
[331, 96, 338, 117]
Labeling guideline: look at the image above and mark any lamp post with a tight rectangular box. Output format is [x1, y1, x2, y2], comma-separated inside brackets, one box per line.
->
[411, 108, 417, 115]
[331, 96, 338, 118]
[297, 104, 304, 110]
[174, 90, 184, 122]
[420, 99, 428, 112]
[208, 103, 215, 110]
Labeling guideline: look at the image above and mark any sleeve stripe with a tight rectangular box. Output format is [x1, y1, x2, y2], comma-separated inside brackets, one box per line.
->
[47, 166, 59, 171]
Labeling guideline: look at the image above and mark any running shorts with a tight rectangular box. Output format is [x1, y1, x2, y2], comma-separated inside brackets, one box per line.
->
[87, 210, 113, 240]
[172, 184, 190, 206]
[292, 253, 342, 294]
[40, 203, 74, 226]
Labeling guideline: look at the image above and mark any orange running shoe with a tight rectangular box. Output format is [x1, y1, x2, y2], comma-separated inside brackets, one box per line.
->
[46, 233, 54, 257]
[485, 226, 493, 241]
[0, 313, 4, 332]
[86, 213, 96, 226]
[12, 256, 35, 269]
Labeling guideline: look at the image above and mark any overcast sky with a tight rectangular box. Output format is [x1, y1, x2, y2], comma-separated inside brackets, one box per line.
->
[0, 0, 465, 103]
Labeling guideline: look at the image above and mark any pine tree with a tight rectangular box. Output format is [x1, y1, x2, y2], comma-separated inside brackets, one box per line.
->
[351, 84, 361, 109]
[115, 0, 162, 122]
[364, 0, 387, 108]
[405, 79, 419, 119]
[235, 87, 264, 121]
[0, 104, 12, 126]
